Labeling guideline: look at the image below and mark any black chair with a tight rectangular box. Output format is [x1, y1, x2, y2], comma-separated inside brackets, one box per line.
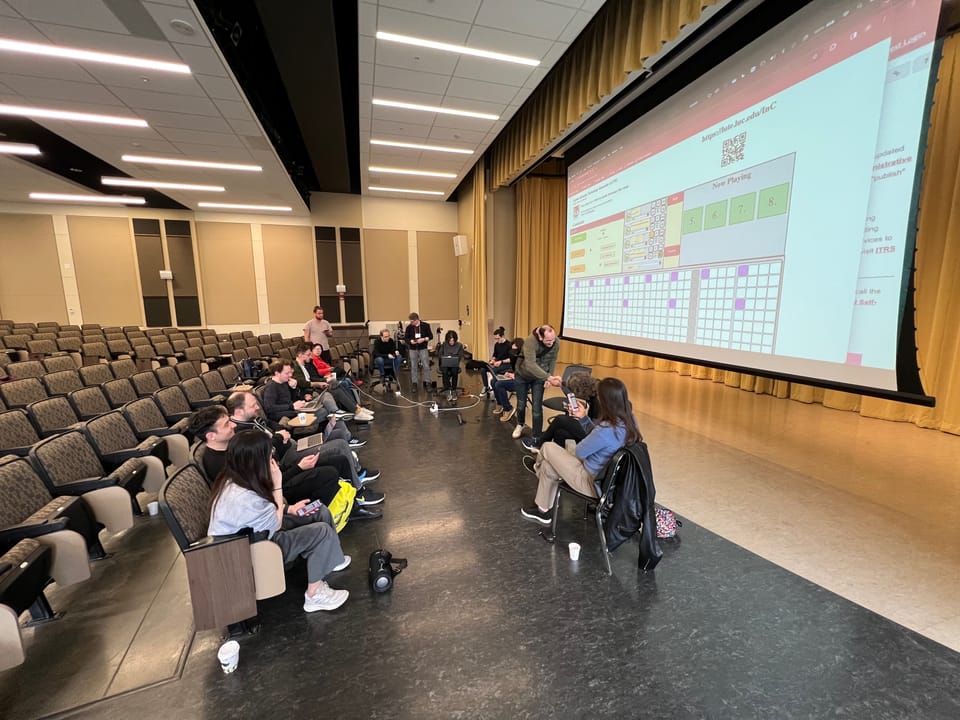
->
[543, 365, 593, 413]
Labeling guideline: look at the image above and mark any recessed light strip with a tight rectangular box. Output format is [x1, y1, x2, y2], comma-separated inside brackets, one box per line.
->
[368, 186, 445, 196]
[197, 202, 292, 212]
[121, 154, 262, 172]
[29, 192, 145, 204]
[376, 31, 539, 67]
[371, 139, 472, 155]
[102, 177, 224, 192]
[369, 166, 456, 178]
[0, 37, 191, 74]
[372, 98, 498, 121]
[0, 104, 147, 127]
[0, 142, 40, 155]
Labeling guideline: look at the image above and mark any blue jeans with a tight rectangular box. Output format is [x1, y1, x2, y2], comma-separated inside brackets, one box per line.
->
[374, 355, 402, 378]
[514, 375, 545, 439]
[493, 377, 515, 410]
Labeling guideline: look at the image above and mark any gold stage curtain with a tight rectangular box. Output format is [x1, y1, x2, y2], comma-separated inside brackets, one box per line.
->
[523, 33, 960, 435]
[470, 163, 489, 360]
[490, 0, 719, 188]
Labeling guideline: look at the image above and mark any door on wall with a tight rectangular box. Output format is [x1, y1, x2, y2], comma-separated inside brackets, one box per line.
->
[133, 218, 202, 327]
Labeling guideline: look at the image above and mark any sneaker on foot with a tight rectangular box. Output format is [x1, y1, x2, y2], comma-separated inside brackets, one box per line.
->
[332, 410, 353, 420]
[511, 424, 524, 439]
[520, 505, 552, 526]
[303, 582, 349, 612]
[359, 467, 381, 483]
[478, 387, 488, 397]
[500, 407, 516, 423]
[522, 455, 537, 475]
[354, 410, 374, 422]
[332, 555, 351, 572]
[357, 489, 385, 506]
[348, 438, 367, 448]
[492, 405, 504, 415]
[521, 437, 541, 454]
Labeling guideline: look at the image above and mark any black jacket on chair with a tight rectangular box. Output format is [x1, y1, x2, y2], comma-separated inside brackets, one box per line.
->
[599, 442, 663, 570]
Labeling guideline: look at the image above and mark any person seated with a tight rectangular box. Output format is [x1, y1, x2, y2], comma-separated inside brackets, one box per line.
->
[494, 338, 523, 421]
[293, 343, 374, 422]
[521, 372, 598, 454]
[520, 378, 640, 526]
[262, 359, 324, 424]
[222, 392, 384, 514]
[439, 330, 464, 401]
[289, 346, 359, 421]
[208, 430, 350, 612]
[480, 326, 512, 397]
[372, 328, 402, 384]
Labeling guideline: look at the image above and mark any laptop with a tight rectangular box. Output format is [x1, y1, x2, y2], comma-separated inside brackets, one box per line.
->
[300, 397, 325, 412]
[296, 432, 324, 451]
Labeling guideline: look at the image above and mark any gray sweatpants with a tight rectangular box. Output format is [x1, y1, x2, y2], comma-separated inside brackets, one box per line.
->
[273, 505, 344, 583]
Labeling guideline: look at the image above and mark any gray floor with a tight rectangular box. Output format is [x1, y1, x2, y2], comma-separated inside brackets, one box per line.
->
[2, 371, 960, 719]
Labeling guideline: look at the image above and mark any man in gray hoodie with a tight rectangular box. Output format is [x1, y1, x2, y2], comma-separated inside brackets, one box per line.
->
[512, 325, 562, 444]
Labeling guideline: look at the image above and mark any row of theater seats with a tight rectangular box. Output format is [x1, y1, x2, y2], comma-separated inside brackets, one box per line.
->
[0, 321, 312, 670]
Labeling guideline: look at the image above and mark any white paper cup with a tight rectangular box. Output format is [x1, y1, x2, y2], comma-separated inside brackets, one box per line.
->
[147, 501, 159, 516]
[218, 640, 240, 674]
[298, 412, 307, 424]
[568, 542, 581, 561]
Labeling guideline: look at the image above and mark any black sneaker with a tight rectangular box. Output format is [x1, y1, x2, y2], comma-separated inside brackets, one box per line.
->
[348, 438, 367, 448]
[356, 490, 385, 506]
[349, 505, 383, 520]
[359, 467, 381, 484]
[520, 505, 552, 526]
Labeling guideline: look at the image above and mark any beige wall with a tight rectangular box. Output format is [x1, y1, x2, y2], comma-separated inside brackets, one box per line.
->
[68, 215, 143, 325]
[0, 213, 68, 323]
[261, 224, 315, 323]
[416, 231, 459, 320]
[196, 221, 259, 325]
[363, 229, 409, 322]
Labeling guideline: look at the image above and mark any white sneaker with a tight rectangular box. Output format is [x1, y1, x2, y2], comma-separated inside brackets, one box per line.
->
[303, 581, 349, 612]
[511, 424, 524, 439]
[332, 554, 351, 572]
[355, 410, 374, 422]
[357, 406, 375, 415]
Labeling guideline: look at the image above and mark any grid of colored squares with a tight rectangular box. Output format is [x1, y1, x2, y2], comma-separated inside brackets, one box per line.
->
[681, 183, 790, 234]
[695, 261, 782, 352]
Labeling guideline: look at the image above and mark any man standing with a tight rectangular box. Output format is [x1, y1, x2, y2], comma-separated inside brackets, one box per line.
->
[404, 312, 434, 393]
[513, 325, 562, 446]
[303, 305, 334, 364]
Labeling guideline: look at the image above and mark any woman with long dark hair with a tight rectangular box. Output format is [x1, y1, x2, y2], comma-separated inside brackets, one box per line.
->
[208, 430, 350, 612]
[520, 377, 640, 525]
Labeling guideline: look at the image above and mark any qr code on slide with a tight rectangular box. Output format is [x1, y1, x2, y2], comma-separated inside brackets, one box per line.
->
[722, 132, 746, 167]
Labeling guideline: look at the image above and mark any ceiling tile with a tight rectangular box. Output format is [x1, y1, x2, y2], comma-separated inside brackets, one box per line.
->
[427, 126, 488, 144]
[374, 43, 459, 75]
[371, 118, 432, 139]
[174, 44, 229, 77]
[475, 0, 577, 40]
[359, 62, 374, 85]
[371, 86, 454, 107]
[142, 2, 209, 46]
[445, 76, 522, 105]
[358, 2, 377, 36]
[33, 23, 180, 59]
[0, 56, 98, 84]
[111, 86, 220, 115]
[559, 9, 594, 43]
[154, 126, 242, 147]
[227, 118, 260, 136]
[454, 55, 534, 86]
[359, 34, 375, 61]
[523, 66, 548, 89]
[8, 0, 128, 32]
[0, 0, 21, 16]
[0, 73, 122, 105]
[139, 108, 233, 132]
[195, 75, 242, 101]
[375, 65, 449, 95]
[213, 99, 252, 121]
[0, 15, 45, 40]
[85, 66, 207, 96]
[375, 7, 471, 43]
[540, 41, 570, 67]
[580, 0, 606, 10]
[378, 0, 483, 24]
[464, 25, 553, 59]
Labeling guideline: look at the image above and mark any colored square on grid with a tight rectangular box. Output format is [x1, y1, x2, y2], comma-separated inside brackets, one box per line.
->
[645, 274, 652, 282]
[623, 299, 629, 307]
[704, 199, 728, 230]
[758, 183, 790, 218]
[623, 276, 629, 284]
[735, 298, 746, 310]
[682, 206, 703, 234]
[846, 352, 863, 365]
[729, 192, 756, 224]
[668, 299, 677, 309]
[701, 268, 710, 279]
[738, 264, 749, 277]
[588, 300, 593, 307]
[670, 271, 679, 281]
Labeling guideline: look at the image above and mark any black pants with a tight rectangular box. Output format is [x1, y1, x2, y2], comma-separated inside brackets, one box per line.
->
[283, 464, 342, 505]
[441, 366, 460, 391]
[540, 414, 587, 448]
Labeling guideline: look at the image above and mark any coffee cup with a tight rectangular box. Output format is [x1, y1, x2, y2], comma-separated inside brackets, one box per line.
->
[147, 501, 159, 516]
[298, 412, 307, 424]
[568, 542, 581, 561]
[218, 640, 239, 674]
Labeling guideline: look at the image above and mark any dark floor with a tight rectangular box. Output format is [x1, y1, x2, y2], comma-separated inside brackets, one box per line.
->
[3, 373, 960, 719]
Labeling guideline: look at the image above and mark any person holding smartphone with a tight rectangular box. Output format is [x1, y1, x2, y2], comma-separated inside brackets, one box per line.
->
[208, 430, 351, 612]
[404, 312, 434, 393]
[520, 378, 640, 526]
[521, 372, 599, 453]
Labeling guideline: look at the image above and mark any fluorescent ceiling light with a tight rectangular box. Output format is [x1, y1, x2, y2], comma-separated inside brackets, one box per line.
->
[0, 37, 190, 74]
[371, 139, 472, 155]
[372, 98, 498, 121]
[121, 154, 262, 172]
[102, 177, 224, 192]
[376, 31, 539, 67]
[369, 166, 456, 178]
[30, 192, 145, 204]
[0, 142, 40, 155]
[197, 202, 292, 211]
[368, 186, 445, 196]
[0, 103, 148, 127]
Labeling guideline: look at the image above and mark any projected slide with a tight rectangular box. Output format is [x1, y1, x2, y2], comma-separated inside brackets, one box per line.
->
[564, 0, 941, 395]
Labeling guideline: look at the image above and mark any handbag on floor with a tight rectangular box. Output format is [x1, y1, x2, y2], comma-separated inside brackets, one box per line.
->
[655, 505, 681, 538]
[328, 480, 357, 533]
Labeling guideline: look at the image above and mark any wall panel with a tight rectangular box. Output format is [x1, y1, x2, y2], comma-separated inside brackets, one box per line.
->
[196, 221, 258, 325]
[0, 213, 67, 322]
[416, 231, 458, 321]
[363, 229, 409, 323]
[261, 224, 314, 323]
[68, 215, 142, 325]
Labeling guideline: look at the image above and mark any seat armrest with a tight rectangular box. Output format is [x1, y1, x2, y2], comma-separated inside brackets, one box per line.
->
[185, 534, 250, 551]
[57, 477, 118, 495]
[0, 447, 30, 458]
[0, 517, 70, 546]
[106, 458, 145, 492]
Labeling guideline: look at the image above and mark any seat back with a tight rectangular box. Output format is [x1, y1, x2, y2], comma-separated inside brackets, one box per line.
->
[109, 358, 138, 379]
[26, 397, 81, 437]
[154, 365, 180, 387]
[67, 386, 112, 419]
[6, 361, 45, 380]
[200, 371, 228, 395]
[155, 386, 192, 419]
[56, 337, 82, 354]
[42, 370, 83, 396]
[158, 464, 211, 550]
[81, 341, 109, 360]
[78, 363, 114, 386]
[0, 378, 47, 409]
[0, 456, 53, 525]
[218, 364, 240, 386]
[175, 362, 199, 380]
[41, 355, 77, 373]
[130, 371, 161, 397]
[561, 364, 592, 391]
[0, 409, 41, 453]
[122, 397, 169, 436]
[83, 411, 140, 455]
[103, 378, 138, 407]
[29, 431, 106, 491]
[180, 377, 213, 404]
[26, 339, 59, 357]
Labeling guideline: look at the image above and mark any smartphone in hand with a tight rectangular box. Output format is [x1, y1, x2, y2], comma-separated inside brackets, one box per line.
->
[567, 392, 579, 411]
[296, 499, 323, 516]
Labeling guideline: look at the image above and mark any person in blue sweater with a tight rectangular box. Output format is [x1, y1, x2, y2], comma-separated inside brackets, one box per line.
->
[520, 377, 640, 525]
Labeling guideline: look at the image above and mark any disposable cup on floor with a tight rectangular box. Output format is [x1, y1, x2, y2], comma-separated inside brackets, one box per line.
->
[298, 412, 307, 424]
[147, 501, 159, 516]
[218, 640, 240, 674]
[568, 542, 581, 561]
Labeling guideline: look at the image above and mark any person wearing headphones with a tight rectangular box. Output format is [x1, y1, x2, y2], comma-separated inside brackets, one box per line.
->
[512, 325, 562, 445]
